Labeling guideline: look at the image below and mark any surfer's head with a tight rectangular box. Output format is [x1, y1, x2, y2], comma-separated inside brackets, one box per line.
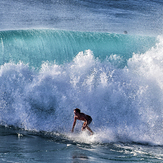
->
[74, 108, 80, 114]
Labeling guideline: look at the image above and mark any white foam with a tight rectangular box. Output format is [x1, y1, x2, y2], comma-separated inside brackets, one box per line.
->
[0, 37, 163, 145]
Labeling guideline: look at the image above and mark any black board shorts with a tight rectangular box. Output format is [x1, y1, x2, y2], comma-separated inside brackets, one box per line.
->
[87, 116, 92, 125]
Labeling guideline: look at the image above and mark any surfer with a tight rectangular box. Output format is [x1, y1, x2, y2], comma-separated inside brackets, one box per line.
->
[71, 108, 94, 135]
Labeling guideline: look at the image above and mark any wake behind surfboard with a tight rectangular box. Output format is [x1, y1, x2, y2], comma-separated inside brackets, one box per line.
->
[67, 131, 97, 144]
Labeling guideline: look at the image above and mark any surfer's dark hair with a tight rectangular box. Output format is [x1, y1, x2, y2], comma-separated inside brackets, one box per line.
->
[74, 108, 80, 113]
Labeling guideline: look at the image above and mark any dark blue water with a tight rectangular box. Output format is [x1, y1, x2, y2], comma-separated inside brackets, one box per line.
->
[0, 0, 163, 162]
[0, 0, 163, 35]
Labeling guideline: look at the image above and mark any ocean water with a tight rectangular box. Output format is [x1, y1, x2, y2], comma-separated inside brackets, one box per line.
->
[0, 0, 163, 162]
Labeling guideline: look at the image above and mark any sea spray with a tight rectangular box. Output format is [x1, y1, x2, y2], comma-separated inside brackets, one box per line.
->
[0, 30, 162, 145]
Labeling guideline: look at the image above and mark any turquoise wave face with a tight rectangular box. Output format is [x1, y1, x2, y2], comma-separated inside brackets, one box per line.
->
[0, 29, 157, 68]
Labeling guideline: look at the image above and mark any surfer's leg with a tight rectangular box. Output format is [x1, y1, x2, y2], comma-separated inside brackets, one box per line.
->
[86, 126, 94, 135]
[86, 118, 93, 134]
[82, 122, 87, 131]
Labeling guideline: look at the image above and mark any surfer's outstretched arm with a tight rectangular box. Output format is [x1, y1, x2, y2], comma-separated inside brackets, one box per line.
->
[71, 117, 77, 132]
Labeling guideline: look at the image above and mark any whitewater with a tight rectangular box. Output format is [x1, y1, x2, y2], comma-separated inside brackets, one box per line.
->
[0, 29, 162, 146]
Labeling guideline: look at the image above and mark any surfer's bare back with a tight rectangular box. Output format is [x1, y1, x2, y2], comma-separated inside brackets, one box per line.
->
[71, 108, 94, 135]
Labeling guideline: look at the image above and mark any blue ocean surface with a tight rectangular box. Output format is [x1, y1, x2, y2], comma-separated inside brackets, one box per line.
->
[0, 0, 163, 162]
